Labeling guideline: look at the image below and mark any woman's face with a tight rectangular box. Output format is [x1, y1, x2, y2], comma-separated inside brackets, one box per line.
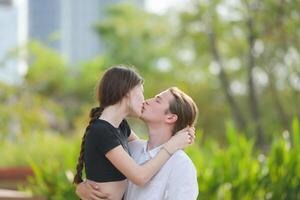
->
[127, 84, 145, 118]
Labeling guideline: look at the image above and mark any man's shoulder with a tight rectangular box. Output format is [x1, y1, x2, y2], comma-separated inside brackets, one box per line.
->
[128, 139, 147, 147]
[170, 150, 196, 170]
[172, 150, 192, 161]
[128, 139, 146, 155]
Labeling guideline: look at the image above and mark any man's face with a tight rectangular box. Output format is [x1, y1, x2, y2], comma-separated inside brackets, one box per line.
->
[140, 89, 175, 123]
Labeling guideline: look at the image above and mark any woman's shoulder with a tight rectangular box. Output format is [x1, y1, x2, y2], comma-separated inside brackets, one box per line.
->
[91, 119, 108, 128]
[88, 119, 114, 135]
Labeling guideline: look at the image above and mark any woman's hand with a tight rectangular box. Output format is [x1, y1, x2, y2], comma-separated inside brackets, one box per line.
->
[164, 126, 196, 154]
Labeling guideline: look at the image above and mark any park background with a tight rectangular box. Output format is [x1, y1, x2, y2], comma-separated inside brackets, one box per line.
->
[0, 0, 300, 199]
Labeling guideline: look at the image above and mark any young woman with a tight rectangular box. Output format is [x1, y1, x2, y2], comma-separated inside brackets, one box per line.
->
[73, 66, 194, 200]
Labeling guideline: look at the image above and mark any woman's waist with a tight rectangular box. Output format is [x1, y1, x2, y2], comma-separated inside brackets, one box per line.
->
[87, 179, 128, 200]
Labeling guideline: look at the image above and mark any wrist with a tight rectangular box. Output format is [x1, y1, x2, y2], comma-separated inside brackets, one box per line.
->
[162, 146, 172, 156]
[164, 142, 177, 154]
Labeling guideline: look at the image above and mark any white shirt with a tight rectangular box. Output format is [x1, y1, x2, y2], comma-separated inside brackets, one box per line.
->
[124, 140, 198, 200]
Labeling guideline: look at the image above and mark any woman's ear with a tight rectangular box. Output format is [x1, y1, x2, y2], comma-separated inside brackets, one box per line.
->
[119, 92, 130, 107]
[123, 92, 131, 103]
[166, 114, 178, 124]
[125, 92, 130, 98]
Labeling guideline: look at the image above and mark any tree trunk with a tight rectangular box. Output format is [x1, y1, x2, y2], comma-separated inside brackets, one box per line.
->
[268, 72, 290, 129]
[246, 17, 264, 146]
[208, 29, 247, 131]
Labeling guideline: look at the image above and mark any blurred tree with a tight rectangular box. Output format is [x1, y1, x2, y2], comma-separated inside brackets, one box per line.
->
[25, 41, 69, 98]
[94, 3, 171, 73]
[1, 0, 299, 145]
[176, 0, 300, 143]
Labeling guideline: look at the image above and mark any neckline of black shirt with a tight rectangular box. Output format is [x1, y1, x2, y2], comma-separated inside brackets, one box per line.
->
[96, 118, 122, 131]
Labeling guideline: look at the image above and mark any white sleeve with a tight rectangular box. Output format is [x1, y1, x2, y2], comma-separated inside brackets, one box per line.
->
[166, 160, 198, 200]
[128, 139, 146, 157]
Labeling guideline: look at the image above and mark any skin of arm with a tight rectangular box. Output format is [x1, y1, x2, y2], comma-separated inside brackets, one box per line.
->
[106, 145, 170, 186]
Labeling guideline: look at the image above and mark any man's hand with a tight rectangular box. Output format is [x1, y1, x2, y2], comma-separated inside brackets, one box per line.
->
[76, 180, 110, 200]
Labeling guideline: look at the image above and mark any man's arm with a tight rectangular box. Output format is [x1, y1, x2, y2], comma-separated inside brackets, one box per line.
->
[166, 158, 198, 200]
[76, 180, 110, 200]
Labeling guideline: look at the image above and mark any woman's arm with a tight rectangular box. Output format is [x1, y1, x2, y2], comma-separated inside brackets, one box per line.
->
[106, 127, 194, 186]
[127, 130, 139, 142]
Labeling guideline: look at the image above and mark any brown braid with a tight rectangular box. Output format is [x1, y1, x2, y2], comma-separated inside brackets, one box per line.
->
[73, 106, 104, 184]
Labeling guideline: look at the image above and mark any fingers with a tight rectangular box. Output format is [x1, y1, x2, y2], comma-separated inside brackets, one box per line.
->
[188, 126, 195, 132]
[90, 195, 108, 200]
[87, 181, 110, 199]
[93, 190, 110, 199]
[175, 126, 194, 136]
[188, 134, 193, 144]
[188, 134, 195, 144]
[181, 126, 190, 132]
[90, 194, 108, 200]
[187, 126, 196, 144]
[188, 126, 195, 134]
[189, 131, 195, 139]
[88, 181, 99, 190]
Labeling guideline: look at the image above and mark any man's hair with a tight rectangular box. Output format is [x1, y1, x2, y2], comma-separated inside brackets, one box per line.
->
[167, 87, 198, 135]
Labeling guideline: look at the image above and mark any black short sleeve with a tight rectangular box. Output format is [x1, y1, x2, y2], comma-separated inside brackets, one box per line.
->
[120, 119, 131, 138]
[89, 123, 121, 155]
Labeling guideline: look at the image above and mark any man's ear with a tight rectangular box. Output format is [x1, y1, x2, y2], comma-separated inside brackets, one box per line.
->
[166, 114, 178, 124]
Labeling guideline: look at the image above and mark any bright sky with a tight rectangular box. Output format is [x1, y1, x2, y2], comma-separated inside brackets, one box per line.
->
[145, 0, 191, 15]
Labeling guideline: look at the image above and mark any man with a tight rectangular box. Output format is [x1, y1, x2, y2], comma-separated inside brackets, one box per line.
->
[76, 87, 199, 200]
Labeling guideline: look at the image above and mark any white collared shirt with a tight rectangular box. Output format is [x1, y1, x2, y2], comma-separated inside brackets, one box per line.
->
[124, 140, 198, 200]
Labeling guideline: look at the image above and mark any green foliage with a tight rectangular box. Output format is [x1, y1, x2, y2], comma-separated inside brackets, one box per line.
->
[94, 1, 300, 140]
[25, 41, 69, 97]
[72, 56, 107, 102]
[186, 118, 300, 200]
[0, 132, 80, 199]
[0, 131, 79, 167]
[0, 82, 67, 140]
[25, 134, 80, 200]
[95, 3, 171, 72]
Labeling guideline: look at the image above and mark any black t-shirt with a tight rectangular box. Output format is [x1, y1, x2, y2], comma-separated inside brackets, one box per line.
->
[84, 119, 131, 182]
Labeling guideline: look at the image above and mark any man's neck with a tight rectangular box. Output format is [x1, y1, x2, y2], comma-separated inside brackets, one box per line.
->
[100, 104, 127, 128]
[146, 123, 173, 151]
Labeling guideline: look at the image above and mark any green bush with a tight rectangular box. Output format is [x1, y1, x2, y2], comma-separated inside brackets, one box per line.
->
[186, 118, 300, 200]
[0, 132, 80, 199]
[25, 133, 80, 200]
